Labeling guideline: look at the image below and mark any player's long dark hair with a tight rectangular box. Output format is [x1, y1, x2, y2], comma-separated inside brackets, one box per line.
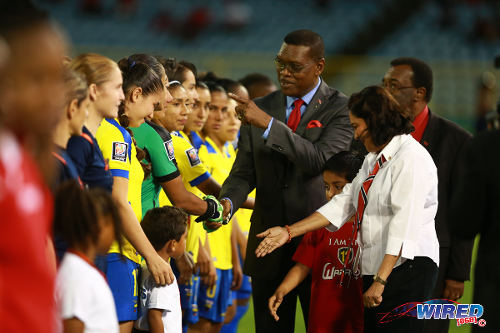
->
[53, 180, 123, 254]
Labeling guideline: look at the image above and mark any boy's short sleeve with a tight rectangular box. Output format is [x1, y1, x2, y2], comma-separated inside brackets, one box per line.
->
[144, 276, 175, 312]
[292, 231, 317, 270]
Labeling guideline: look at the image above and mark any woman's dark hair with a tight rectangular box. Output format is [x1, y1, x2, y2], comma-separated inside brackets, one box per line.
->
[202, 80, 226, 94]
[198, 72, 244, 96]
[196, 81, 209, 90]
[239, 73, 274, 90]
[216, 78, 246, 96]
[53, 181, 123, 253]
[157, 57, 197, 83]
[324, 151, 364, 182]
[348, 86, 414, 147]
[198, 71, 218, 83]
[141, 206, 188, 251]
[117, 57, 164, 99]
[128, 54, 166, 83]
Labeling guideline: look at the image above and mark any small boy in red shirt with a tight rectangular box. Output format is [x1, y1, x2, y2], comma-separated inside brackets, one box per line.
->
[269, 151, 365, 333]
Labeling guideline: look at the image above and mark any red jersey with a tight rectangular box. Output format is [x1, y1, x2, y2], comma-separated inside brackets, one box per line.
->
[293, 219, 364, 333]
[0, 132, 55, 332]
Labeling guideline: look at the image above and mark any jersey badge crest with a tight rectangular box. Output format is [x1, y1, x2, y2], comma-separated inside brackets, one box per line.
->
[112, 142, 128, 162]
[186, 147, 201, 167]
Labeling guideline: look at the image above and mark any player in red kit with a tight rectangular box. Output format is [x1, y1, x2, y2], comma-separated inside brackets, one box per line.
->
[269, 151, 365, 333]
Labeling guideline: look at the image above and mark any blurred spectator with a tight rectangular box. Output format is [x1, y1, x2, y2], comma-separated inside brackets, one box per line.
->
[0, 1, 67, 332]
[223, 0, 251, 30]
[181, 7, 212, 40]
[475, 71, 497, 132]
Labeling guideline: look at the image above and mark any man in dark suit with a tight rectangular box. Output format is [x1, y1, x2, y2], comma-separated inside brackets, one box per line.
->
[383, 57, 474, 333]
[451, 129, 500, 333]
[218, 30, 353, 332]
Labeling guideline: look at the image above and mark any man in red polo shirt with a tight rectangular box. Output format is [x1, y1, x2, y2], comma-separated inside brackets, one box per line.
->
[383, 57, 473, 333]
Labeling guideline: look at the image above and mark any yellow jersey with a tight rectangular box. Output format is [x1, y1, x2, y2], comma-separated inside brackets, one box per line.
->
[159, 131, 209, 262]
[198, 137, 234, 270]
[96, 118, 144, 263]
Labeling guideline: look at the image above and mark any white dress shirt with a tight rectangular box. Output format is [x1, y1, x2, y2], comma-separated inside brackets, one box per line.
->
[317, 134, 440, 275]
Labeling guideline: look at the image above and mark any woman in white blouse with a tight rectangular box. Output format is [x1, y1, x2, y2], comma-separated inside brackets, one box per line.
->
[255, 86, 440, 332]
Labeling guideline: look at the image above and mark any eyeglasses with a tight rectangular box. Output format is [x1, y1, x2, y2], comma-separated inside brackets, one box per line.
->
[274, 57, 314, 74]
[382, 80, 415, 94]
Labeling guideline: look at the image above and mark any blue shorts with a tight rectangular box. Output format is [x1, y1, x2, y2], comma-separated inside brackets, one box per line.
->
[235, 249, 252, 300]
[198, 269, 233, 323]
[235, 274, 252, 300]
[105, 253, 140, 322]
[171, 260, 200, 324]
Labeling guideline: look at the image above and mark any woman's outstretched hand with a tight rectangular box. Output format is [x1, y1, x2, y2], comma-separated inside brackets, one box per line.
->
[255, 226, 289, 257]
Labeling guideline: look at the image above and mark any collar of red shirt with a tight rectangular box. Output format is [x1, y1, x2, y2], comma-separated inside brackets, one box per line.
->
[411, 105, 429, 142]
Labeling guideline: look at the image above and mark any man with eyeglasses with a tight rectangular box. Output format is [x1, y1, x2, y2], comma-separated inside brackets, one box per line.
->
[217, 29, 353, 332]
[383, 57, 474, 333]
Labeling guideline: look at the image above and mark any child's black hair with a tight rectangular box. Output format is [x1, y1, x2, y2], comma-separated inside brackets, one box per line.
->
[323, 151, 364, 182]
[141, 206, 188, 251]
[53, 181, 123, 252]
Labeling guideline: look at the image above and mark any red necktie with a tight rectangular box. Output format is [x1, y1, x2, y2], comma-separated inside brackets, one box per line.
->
[287, 99, 304, 132]
[340, 154, 387, 286]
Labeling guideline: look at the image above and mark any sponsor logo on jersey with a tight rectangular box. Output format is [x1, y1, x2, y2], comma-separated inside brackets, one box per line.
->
[321, 262, 361, 281]
[112, 142, 128, 162]
[186, 147, 201, 167]
[164, 139, 175, 161]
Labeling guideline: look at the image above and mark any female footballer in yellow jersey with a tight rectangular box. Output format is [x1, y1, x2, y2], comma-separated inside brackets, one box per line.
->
[184, 82, 211, 151]
[95, 57, 171, 333]
[217, 97, 254, 333]
[187, 82, 241, 333]
[152, 82, 212, 326]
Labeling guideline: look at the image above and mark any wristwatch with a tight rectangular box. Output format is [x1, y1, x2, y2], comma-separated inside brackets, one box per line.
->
[373, 274, 387, 286]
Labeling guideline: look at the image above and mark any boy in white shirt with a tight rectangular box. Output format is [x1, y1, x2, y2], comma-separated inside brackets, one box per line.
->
[135, 206, 188, 333]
